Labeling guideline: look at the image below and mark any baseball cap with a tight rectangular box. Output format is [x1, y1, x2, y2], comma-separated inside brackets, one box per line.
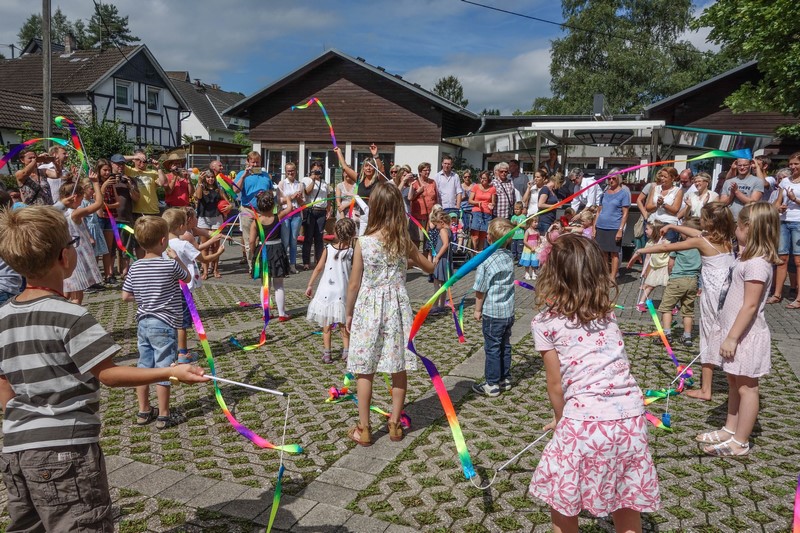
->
[110, 154, 126, 164]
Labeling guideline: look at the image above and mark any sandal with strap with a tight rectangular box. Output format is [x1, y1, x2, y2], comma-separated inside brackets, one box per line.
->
[704, 437, 750, 457]
[348, 423, 372, 446]
[135, 406, 159, 426]
[388, 421, 404, 442]
[321, 351, 333, 364]
[695, 426, 734, 443]
[766, 295, 782, 304]
[786, 300, 800, 309]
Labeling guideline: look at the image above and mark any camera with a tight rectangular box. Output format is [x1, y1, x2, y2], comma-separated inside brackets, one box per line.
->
[311, 170, 322, 176]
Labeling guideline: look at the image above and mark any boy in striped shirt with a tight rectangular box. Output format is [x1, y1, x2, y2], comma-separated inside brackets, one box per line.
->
[122, 216, 192, 430]
[0, 206, 208, 531]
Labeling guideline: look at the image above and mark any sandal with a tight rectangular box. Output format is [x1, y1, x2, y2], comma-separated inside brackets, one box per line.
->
[766, 295, 782, 304]
[135, 406, 158, 425]
[786, 300, 800, 309]
[321, 351, 333, 364]
[348, 423, 372, 446]
[177, 352, 199, 364]
[388, 421, 404, 442]
[704, 437, 750, 457]
[214, 271, 222, 279]
[695, 426, 734, 443]
[200, 272, 209, 281]
[156, 415, 173, 430]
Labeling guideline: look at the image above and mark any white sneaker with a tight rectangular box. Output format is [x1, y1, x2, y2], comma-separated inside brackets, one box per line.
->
[530, 271, 537, 281]
[524, 272, 531, 280]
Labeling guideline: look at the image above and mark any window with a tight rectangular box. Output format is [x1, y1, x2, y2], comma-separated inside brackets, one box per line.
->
[146, 87, 160, 112]
[115, 80, 131, 108]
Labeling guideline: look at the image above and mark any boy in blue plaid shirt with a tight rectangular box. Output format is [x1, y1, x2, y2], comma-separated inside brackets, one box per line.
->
[472, 218, 516, 397]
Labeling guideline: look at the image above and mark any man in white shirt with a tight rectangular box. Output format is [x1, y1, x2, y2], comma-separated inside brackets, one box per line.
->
[679, 168, 697, 197]
[433, 155, 463, 216]
[568, 169, 598, 212]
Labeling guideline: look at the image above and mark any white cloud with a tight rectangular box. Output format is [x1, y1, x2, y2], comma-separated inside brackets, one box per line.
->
[403, 47, 552, 115]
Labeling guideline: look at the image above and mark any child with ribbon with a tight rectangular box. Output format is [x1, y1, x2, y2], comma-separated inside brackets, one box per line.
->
[345, 182, 434, 445]
[249, 191, 292, 321]
[529, 233, 661, 530]
[59, 178, 104, 304]
[305, 218, 357, 364]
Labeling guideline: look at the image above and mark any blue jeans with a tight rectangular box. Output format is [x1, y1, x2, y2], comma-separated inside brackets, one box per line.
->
[511, 240, 524, 261]
[280, 214, 302, 266]
[482, 315, 514, 385]
[779, 221, 800, 255]
[137, 317, 177, 386]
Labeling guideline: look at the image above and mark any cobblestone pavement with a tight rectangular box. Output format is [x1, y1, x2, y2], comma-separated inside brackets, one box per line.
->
[0, 246, 798, 532]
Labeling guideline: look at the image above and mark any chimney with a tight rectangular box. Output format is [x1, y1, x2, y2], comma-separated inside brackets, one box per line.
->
[65, 32, 76, 53]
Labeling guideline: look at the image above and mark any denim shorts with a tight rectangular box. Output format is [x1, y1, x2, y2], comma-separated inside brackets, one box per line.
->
[98, 217, 112, 231]
[137, 316, 177, 386]
[180, 300, 192, 329]
[778, 221, 800, 255]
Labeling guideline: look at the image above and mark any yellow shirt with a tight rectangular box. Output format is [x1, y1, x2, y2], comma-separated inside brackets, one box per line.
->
[125, 167, 161, 215]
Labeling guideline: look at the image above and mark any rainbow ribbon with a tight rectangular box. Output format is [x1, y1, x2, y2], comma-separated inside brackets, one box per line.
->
[216, 174, 237, 200]
[54, 116, 90, 176]
[325, 374, 411, 429]
[452, 294, 467, 343]
[793, 473, 799, 533]
[405, 148, 750, 477]
[515, 280, 535, 291]
[0, 137, 70, 172]
[644, 411, 673, 432]
[645, 299, 679, 366]
[179, 281, 302, 453]
[291, 97, 337, 148]
[266, 464, 284, 532]
[104, 206, 136, 261]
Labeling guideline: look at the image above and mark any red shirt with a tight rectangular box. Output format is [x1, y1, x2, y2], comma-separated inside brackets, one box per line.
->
[471, 185, 496, 214]
[165, 174, 191, 207]
[410, 179, 438, 219]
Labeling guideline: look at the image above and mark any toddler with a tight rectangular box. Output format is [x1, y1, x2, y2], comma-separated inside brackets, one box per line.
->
[510, 201, 526, 261]
[627, 222, 668, 311]
[519, 216, 540, 280]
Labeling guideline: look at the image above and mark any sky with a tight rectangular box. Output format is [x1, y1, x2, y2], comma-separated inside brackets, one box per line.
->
[0, 0, 717, 115]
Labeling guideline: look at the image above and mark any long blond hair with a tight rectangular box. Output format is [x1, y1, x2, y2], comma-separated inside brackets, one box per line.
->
[364, 181, 409, 262]
[738, 203, 780, 264]
[535, 233, 617, 323]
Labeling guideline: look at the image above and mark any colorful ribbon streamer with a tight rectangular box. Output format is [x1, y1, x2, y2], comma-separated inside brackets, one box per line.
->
[0, 137, 70, 172]
[644, 411, 673, 432]
[325, 374, 411, 429]
[291, 98, 337, 148]
[645, 299, 679, 366]
[216, 174, 238, 200]
[793, 473, 800, 533]
[54, 116, 90, 176]
[514, 280, 535, 291]
[104, 206, 136, 261]
[266, 464, 285, 532]
[179, 280, 302, 453]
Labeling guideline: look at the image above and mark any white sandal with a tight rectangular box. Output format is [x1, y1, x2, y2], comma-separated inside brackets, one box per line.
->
[695, 426, 734, 443]
[704, 437, 750, 457]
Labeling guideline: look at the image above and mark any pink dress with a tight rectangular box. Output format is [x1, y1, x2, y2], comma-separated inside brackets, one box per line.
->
[529, 311, 661, 517]
[707, 257, 772, 378]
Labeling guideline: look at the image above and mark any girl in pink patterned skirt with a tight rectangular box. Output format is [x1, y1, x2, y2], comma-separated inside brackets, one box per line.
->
[697, 203, 780, 457]
[529, 233, 660, 532]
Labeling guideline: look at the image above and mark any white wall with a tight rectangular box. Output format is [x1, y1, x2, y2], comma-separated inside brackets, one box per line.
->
[181, 112, 210, 141]
[394, 144, 440, 169]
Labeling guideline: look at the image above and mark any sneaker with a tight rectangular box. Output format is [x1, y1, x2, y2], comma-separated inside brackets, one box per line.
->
[472, 381, 500, 397]
[524, 272, 531, 280]
[681, 336, 693, 347]
[529, 271, 537, 281]
[289, 265, 298, 275]
[636, 303, 647, 312]
[653, 333, 672, 345]
[85, 283, 104, 293]
[500, 378, 512, 392]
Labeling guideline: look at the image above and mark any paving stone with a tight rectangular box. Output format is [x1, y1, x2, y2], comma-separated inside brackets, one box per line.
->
[316, 467, 375, 491]
[292, 501, 352, 531]
[253, 494, 317, 529]
[104, 455, 133, 474]
[299, 480, 359, 508]
[157, 474, 220, 504]
[126, 467, 189, 497]
[335, 453, 391, 475]
[185, 479, 250, 511]
[342, 513, 390, 532]
[217, 486, 272, 520]
[384, 525, 418, 533]
[107, 460, 159, 488]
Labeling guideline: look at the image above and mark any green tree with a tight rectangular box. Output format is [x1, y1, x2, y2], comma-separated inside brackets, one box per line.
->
[16, 8, 88, 48]
[432, 75, 469, 108]
[480, 108, 501, 116]
[86, 3, 139, 49]
[78, 119, 131, 162]
[693, 0, 800, 137]
[232, 128, 253, 155]
[527, 0, 736, 116]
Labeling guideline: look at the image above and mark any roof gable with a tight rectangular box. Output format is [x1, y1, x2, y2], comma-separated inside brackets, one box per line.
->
[170, 77, 245, 131]
[224, 49, 477, 120]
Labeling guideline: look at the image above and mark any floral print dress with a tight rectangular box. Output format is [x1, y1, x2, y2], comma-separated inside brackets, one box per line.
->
[347, 235, 417, 375]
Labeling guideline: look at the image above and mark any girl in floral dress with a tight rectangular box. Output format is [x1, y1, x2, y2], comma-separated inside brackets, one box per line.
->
[697, 203, 780, 457]
[345, 182, 434, 446]
[529, 233, 660, 531]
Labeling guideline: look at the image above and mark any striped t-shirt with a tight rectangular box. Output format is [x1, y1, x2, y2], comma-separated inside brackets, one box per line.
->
[0, 295, 120, 452]
[122, 257, 187, 328]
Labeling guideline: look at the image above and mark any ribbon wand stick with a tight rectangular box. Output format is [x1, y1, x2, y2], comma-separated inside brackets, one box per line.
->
[202, 374, 287, 397]
[497, 430, 552, 471]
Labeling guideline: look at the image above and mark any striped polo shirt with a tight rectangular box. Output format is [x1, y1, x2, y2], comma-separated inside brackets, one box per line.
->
[122, 257, 187, 328]
[0, 295, 120, 452]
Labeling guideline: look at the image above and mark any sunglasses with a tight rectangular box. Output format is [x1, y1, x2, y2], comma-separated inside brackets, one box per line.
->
[66, 235, 81, 248]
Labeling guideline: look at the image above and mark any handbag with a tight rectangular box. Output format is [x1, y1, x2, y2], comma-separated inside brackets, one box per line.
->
[633, 216, 645, 239]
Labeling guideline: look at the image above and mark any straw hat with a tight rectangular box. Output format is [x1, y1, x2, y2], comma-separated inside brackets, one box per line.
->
[161, 153, 186, 169]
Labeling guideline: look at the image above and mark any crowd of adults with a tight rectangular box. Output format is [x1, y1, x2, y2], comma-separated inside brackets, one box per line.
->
[3, 144, 799, 304]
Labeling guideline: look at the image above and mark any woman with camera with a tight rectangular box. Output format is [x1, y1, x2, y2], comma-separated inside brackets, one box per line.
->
[301, 160, 332, 270]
